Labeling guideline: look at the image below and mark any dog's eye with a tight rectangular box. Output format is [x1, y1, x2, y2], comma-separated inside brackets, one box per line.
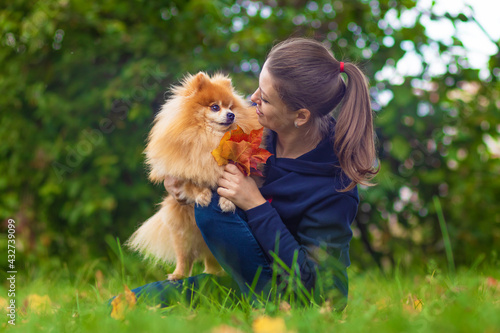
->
[210, 104, 220, 112]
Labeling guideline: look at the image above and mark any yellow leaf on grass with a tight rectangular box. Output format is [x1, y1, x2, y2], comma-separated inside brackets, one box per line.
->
[402, 294, 423, 314]
[413, 299, 423, 312]
[110, 285, 137, 320]
[0, 297, 8, 311]
[24, 294, 52, 314]
[252, 316, 287, 333]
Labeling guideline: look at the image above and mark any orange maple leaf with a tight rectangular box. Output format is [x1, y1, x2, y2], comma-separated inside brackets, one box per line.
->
[212, 126, 272, 176]
[110, 285, 137, 320]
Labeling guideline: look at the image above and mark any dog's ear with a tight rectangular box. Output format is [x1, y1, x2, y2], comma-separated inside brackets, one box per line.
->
[182, 72, 210, 95]
[212, 73, 233, 89]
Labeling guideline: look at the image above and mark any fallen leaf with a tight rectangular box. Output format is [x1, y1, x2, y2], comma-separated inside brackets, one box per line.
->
[252, 315, 288, 333]
[110, 285, 137, 320]
[483, 277, 500, 294]
[279, 301, 291, 313]
[212, 126, 272, 176]
[23, 294, 53, 314]
[211, 324, 245, 333]
[486, 277, 499, 289]
[402, 294, 423, 314]
[413, 299, 423, 312]
[0, 297, 8, 311]
[319, 300, 332, 314]
[146, 304, 162, 312]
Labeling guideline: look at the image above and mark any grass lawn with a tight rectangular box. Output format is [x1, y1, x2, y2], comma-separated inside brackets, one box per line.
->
[1, 243, 499, 333]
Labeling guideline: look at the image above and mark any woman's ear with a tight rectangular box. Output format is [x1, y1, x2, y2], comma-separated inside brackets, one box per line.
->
[295, 108, 312, 127]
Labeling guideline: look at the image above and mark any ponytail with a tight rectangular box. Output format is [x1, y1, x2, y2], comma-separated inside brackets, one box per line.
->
[265, 38, 379, 191]
[334, 62, 378, 191]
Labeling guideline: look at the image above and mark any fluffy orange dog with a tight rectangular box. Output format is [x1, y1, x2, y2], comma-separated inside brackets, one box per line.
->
[126, 72, 260, 280]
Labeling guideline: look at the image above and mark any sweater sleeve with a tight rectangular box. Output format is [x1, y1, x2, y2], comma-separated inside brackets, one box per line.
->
[245, 202, 318, 290]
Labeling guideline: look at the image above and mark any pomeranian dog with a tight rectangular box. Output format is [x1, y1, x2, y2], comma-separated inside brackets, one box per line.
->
[126, 72, 261, 280]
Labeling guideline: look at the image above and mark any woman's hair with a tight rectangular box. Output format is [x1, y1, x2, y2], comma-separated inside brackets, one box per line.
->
[265, 38, 378, 191]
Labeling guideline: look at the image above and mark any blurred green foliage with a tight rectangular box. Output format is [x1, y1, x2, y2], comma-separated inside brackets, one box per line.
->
[1, 0, 499, 270]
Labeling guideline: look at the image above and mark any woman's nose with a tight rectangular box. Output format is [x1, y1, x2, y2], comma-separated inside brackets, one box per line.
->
[250, 89, 260, 104]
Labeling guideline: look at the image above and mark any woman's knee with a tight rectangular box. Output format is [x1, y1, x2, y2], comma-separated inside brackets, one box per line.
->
[194, 193, 221, 231]
[194, 193, 247, 232]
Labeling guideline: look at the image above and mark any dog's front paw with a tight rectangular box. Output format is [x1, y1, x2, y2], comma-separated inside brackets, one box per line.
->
[219, 197, 236, 213]
[195, 188, 212, 207]
[167, 273, 185, 281]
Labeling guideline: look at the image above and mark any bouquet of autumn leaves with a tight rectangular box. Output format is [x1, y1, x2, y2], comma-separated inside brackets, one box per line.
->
[212, 126, 272, 177]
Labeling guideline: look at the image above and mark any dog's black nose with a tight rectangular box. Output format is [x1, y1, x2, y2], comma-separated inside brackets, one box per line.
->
[227, 112, 235, 122]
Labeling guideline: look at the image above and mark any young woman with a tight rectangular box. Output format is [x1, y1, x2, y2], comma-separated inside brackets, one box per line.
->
[119, 38, 378, 310]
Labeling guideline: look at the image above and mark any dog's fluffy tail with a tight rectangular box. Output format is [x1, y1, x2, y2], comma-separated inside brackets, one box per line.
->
[125, 196, 195, 264]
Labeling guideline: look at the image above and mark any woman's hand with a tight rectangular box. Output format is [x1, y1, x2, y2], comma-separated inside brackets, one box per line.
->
[217, 164, 267, 211]
[164, 176, 192, 205]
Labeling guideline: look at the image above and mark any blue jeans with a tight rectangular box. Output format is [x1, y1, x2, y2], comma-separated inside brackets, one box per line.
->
[126, 193, 274, 307]
[116, 193, 349, 309]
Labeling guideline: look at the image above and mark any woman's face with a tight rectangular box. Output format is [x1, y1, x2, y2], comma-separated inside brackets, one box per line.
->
[250, 63, 296, 133]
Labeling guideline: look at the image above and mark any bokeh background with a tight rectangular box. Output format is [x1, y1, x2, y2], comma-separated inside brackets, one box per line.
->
[1, 0, 499, 273]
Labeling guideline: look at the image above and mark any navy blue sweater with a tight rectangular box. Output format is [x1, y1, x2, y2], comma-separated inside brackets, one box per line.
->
[245, 125, 359, 290]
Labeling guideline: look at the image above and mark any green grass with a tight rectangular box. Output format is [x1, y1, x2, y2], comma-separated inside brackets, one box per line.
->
[1, 248, 499, 333]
